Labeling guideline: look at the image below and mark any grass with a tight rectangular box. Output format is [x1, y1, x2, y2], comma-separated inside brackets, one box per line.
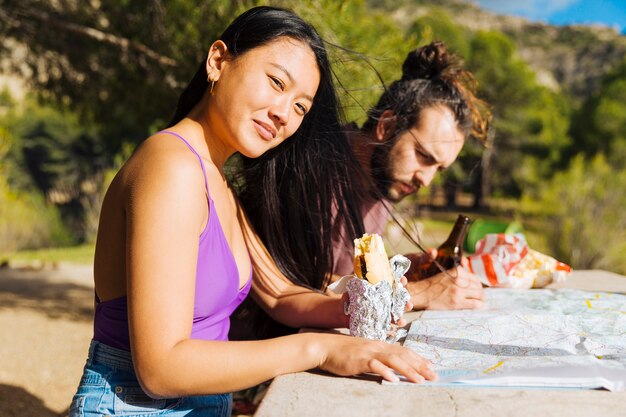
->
[0, 244, 95, 265]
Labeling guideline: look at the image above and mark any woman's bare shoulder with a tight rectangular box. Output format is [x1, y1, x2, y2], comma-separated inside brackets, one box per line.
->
[121, 133, 205, 190]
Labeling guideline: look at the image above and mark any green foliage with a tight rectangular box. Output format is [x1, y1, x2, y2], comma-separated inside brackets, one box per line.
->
[282, 0, 408, 123]
[515, 89, 571, 184]
[1, 95, 108, 243]
[594, 79, 626, 138]
[0, 0, 254, 152]
[0, 244, 95, 265]
[9, 97, 105, 193]
[0, 174, 71, 252]
[521, 154, 626, 274]
[570, 58, 626, 164]
[468, 31, 572, 197]
[408, 6, 471, 59]
[0, 126, 71, 251]
[0, 0, 408, 142]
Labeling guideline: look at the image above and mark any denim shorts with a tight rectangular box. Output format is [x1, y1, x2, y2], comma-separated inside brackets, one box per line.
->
[69, 340, 232, 417]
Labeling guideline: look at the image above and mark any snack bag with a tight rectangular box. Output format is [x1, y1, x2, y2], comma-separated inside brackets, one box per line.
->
[509, 248, 572, 288]
[467, 233, 572, 288]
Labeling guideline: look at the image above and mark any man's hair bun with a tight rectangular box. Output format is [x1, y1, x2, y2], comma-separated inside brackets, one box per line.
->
[401, 41, 454, 82]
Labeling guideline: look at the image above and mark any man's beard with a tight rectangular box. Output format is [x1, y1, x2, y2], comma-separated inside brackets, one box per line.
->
[370, 142, 395, 201]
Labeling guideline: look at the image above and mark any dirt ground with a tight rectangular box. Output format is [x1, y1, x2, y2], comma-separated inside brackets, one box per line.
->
[0, 263, 267, 417]
[0, 262, 94, 417]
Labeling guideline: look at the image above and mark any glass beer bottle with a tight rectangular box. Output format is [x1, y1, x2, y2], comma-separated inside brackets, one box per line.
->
[417, 214, 471, 278]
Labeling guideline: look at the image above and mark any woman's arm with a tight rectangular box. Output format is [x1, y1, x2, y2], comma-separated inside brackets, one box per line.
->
[236, 202, 349, 329]
[137, 331, 434, 398]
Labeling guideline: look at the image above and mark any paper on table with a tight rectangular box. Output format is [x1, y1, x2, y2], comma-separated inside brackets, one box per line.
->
[386, 364, 626, 391]
[445, 365, 626, 391]
[393, 288, 626, 391]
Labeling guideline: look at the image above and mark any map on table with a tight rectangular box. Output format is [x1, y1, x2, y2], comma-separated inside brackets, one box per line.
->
[402, 288, 626, 391]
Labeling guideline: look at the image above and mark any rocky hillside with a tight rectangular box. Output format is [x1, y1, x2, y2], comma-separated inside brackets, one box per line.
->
[369, 0, 626, 102]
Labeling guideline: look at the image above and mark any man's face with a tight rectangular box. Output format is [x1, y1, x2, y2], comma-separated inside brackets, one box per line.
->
[371, 105, 465, 202]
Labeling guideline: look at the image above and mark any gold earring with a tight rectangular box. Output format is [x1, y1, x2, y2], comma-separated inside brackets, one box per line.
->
[207, 73, 216, 95]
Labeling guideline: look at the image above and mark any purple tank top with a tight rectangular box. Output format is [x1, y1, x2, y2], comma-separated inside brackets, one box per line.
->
[94, 131, 252, 351]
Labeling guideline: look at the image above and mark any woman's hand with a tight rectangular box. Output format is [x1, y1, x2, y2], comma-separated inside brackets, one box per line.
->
[316, 334, 437, 383]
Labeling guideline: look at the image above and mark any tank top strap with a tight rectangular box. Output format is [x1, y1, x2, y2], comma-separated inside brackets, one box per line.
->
[159, 130, 211, 199]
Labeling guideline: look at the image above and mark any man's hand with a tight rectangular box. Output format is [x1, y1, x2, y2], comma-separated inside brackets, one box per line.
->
[406, 265, 484, 310]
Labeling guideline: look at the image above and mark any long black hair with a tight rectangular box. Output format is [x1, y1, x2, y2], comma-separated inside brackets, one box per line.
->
[168, 6, 365, 293]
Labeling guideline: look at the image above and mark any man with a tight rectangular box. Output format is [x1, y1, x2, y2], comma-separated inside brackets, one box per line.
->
[331, 41, 489, 310]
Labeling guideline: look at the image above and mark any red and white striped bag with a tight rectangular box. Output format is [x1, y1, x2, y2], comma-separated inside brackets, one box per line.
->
[468, 233, 571, 288]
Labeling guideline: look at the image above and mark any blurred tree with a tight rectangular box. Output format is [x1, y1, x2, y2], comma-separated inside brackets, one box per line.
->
[522, 154, 626, 274]
[0, 0, 260, 242]
[408, 6, 471, 59]
[0, 0, 408, 142]
[277, 0, 407, 123]
[0, 0, 582, 221]
[0, 106, 71, 251]
[467, 31, 571, 201]
[569, 57, 626, 166]
[4, 96, 106, 241]
[0, 0, 253, 153]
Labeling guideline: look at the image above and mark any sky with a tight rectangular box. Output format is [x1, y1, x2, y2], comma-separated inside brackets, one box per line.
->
[472, 0, 626, 34]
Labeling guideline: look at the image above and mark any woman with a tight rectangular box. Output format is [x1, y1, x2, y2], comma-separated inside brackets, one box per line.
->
[69, 6, 435, 417]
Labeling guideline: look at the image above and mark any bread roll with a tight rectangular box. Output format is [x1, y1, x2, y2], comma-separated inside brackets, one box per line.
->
[353, 233, 394, 285]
